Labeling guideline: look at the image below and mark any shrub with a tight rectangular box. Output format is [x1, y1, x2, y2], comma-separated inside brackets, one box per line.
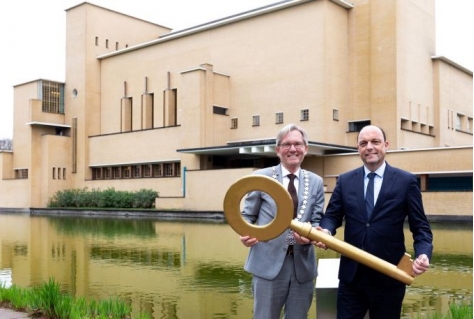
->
[133, 189, 159, 208]
[47, 188, 159, 209]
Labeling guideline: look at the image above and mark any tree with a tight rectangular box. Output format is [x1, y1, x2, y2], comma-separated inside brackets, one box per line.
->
[0, 138, 13, 150]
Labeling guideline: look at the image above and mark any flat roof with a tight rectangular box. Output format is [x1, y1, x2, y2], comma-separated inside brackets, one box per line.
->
[177, 139, 356, 157]
[98, 0, 353, 60]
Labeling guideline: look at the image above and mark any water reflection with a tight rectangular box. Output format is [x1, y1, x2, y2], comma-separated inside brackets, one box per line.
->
[0, 214, 471, 319]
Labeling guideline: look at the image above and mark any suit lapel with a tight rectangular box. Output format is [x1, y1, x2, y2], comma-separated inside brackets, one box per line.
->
[297, 170, 306, 213]
[355, 167, 366, 217]
[274, 164, 283, 183]
[373, 164, 397, 215]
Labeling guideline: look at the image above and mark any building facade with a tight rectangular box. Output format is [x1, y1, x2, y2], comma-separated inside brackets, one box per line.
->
[0, 0, 472, 217]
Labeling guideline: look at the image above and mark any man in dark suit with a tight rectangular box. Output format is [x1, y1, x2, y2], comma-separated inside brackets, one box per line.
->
[317, 125, 433, 319]
[240, 124, 325, 319]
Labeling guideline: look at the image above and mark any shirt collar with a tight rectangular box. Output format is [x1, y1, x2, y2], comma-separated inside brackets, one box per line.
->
[282, 166, 301, 178]
[364, 162, 386, 178]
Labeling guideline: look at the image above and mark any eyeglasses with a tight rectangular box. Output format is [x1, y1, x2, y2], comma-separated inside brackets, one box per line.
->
[278, 142, 305, 150]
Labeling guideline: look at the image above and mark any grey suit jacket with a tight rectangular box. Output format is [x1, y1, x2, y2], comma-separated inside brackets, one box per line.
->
[241, 164, 325, 282]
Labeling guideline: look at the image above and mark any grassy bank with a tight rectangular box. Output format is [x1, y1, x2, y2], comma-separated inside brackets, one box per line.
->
[418, 302, 473, 319]
[0, 278, 151, 319]
[1, 277, 471, 318]
[444, 303, 473, 319]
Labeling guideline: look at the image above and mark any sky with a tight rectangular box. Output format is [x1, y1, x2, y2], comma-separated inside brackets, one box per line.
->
[0, 0, 472, 139]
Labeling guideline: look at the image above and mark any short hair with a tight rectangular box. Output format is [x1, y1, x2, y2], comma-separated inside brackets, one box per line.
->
[358, 125, 387, 142]
[276, 124, 309, 147]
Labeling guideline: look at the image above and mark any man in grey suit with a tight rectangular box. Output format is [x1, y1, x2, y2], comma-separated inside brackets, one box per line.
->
[317, 125, 433, 319]
[240, 124, 325, 319]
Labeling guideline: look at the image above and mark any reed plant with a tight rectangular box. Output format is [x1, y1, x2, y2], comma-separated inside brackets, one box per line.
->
[447, 302, 473, 319]
[3, 278, 470, 319]
[0, 277, 151, 319]
[416, 302, 473, 319]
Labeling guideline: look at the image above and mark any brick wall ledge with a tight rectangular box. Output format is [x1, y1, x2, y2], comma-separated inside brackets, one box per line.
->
[27, 208, 225, 220]
[0, 208, 472, 223]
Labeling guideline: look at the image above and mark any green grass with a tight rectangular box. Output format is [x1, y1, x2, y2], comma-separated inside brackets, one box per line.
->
[447, 303, 472, 319]
[416, 302, 473, 319]
[3, 277, 470, 319]
[0, 277, 152, 319]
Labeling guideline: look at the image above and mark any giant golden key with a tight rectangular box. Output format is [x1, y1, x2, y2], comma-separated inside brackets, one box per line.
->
[223, 175, 414, 286]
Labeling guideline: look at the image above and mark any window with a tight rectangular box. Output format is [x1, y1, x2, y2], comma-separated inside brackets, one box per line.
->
[143, 165, 152, 177]
[213, 106, 228, 115]
[123, 166, 131, 178]
[348, 120, 370, 132]
[115, 42, 119, 50]
[16, 169, 28, 179]
[455, 113, 471, 132]
[252, 115, 260, 127]
[58, 168, 61, 180]
[90, 162, 181, 180]
[94, 168, 103, 180]
[401, 118, 411, 130]
[114, 167, 121, 179]
[104, 167, 112, 179]
[333, 109, 339, 121]
[63, 168, 66, 180]
[38, 80, 65, 114]
[52, 167, 56, 180]
[275, 112, 284, 124]
[175, 162, 181, 177]
[427, 176, 473, 191]
[300, 109, 309, 121]
[95, 37, 98, 46]
[153, 164, 163, 177]
[456, 114, 463, 130]
[164, 163, 174, 176]
[231, 118, 238, 129]
[105, 39, 109, 48]
[133, 166, 141, 178]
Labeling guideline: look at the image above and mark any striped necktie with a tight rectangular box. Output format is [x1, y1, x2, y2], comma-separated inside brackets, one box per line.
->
[366, 172, 376, 218]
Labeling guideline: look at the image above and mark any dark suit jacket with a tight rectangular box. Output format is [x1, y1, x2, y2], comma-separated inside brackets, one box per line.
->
[320, 162, 433, 286]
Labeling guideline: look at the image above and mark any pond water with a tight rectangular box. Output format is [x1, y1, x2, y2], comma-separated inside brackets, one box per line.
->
[0, 213, 471, 318]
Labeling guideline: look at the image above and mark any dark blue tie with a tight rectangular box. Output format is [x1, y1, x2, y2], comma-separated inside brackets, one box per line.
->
[366, 172, 376, 218]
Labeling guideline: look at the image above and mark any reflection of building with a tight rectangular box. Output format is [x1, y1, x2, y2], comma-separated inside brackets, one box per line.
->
[0, 216, 258, 318]
[0, 0, 472, 217]
[0, 268, 12, 288]
[0, 216, 472, 317]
